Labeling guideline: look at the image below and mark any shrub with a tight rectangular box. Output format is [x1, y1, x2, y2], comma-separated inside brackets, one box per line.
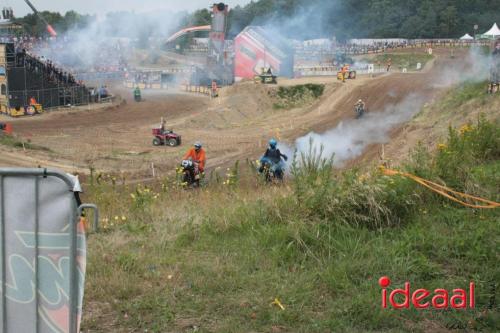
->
[407, 115, 500, 195]
[273, 84, 325, 109]
[289, 140, 418, 229]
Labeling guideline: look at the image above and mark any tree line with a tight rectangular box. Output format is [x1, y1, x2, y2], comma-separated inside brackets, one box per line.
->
[11, 0, 500, 40]
[13, 10, 91, 36]
[193, 0, 500, 40]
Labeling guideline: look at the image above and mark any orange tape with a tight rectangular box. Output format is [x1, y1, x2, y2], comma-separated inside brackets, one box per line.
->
[380, 167, 500, 209]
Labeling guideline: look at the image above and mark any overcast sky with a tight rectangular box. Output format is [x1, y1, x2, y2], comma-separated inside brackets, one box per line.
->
[11, 0, 252, 17]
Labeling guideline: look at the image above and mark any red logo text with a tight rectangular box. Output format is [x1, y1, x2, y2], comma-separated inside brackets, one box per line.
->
[379, 276, 475, 309]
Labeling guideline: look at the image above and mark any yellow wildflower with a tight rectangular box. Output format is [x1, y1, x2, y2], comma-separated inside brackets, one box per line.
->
[437, 143, 447, 150]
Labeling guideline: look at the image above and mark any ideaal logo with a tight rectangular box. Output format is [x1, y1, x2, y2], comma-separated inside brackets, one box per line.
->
[379, 276, 475, 309]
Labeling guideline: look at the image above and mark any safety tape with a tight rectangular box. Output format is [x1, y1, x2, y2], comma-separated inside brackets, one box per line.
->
[381, 167, 500, 209]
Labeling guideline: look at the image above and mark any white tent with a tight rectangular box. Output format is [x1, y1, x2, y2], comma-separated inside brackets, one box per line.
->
[483, 23, 500, 37]
[460, 33, 474, 40]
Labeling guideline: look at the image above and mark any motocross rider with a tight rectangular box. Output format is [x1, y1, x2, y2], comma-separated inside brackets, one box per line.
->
[355, 99, 365, 110]
[183, 142, 206, 173]
[259, 139, 288, 174]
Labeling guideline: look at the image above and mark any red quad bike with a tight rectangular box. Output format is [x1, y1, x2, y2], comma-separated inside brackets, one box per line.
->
[152, 128, 182, 147]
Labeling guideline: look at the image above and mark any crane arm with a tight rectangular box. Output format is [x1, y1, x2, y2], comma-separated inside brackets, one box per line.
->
[23, 0, 57, 37]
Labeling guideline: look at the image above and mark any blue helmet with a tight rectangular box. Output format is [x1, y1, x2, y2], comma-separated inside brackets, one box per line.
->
[269, 138, 277, 149]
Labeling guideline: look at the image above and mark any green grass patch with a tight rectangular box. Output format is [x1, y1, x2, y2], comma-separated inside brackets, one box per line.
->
[82, 116, 499, 332]
[364, 53, 434, 71]
[438, 81, 496, 109]
[0, 134, 52, 152]
[273, 84, 325, 109]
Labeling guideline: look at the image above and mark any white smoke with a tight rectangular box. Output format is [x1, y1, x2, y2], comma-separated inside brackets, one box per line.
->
[289, 46, 495, 168]
[34, 10, 183, 73]
[433, 45, 492, 88]
[292, 94, 425, 166]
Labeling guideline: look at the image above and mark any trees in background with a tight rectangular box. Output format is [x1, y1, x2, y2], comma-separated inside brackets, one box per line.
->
[226, 0, 500, 40]
[14, 10, 91, 36]
[11, 0, 500, 40]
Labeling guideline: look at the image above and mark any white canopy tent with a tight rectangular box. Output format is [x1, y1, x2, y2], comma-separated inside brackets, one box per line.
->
[460, 33, 474, 40]
[482, 23, 500, 37]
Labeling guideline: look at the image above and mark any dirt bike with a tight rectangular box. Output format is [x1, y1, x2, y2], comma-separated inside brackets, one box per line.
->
[180, 159, 201, 187]
[259, 157, 284, 183]
[355, 105, 365, 119]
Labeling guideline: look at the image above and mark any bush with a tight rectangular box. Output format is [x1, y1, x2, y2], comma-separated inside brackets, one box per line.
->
[288, 141, 418, 229]
[273, 84, 325, 109]
[406, 115, 500, 196]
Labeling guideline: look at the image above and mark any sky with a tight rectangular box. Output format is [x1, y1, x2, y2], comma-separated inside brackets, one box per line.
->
[9, 0, 252, 17]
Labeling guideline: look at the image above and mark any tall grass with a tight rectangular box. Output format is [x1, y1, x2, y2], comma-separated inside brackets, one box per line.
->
[273, 84, 325, 109]
[82, 116, 500, 332]
[0, 134, 52, 152]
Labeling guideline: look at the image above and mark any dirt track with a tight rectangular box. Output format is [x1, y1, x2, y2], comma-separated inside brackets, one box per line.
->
[0, 48, 467, 178]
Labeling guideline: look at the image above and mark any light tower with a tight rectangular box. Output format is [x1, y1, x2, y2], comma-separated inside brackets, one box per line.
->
[208, 2, 228, 66]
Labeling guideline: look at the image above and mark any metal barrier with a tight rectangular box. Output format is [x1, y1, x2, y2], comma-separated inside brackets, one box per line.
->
[0, 168, 97, 333]
[180, 84, 212, 96]
[8, 86, 90, 110]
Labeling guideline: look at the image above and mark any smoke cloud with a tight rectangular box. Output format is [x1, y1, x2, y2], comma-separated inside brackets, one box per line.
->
[433, 45, 492, 88]
[288, 46, 494, 168]
[291, 94, 425, 167]
[34, 10, 183, 72]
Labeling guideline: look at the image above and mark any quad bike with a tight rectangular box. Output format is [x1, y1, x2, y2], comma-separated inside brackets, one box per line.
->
[355, 105, 365, 119]
[180, 159, 201, 187]
[337, 70, 357, 81]
[134, 87, 142, 102]
[255, 68, 278, 84]
[152, 128, 181, 146]
[258, 73, 278, 84]
[258, 157, 284, 183]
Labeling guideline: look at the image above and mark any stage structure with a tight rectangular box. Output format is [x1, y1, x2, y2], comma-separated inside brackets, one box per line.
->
[190, 2, 234, 86]
[0, 43, 91, 116]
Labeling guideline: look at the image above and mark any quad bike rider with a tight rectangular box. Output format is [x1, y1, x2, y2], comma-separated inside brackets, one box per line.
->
[134, 86, 141, 102]
[181, 142, 206, 186]
[354, 99, 366, 119]
[258, 139, 288, 182]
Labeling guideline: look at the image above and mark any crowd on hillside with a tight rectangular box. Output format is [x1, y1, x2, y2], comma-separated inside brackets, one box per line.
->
[36, 38, 129, 74]
[339, 41, 409, 54]
[15, 49, 82, 88]
[10, 35, 128, 76]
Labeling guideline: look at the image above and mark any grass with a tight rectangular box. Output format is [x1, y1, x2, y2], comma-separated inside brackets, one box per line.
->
[438, 81, 492, 109]
[272, 84, 325, 109]
[364, 53, 434, 71]
[0, 134, 52, 152]
[81, 114, 499, 332]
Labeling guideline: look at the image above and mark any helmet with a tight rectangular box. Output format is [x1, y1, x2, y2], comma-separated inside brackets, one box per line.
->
[357, 99, 363, 103]
[269, 138, 277, 149]
[194, 142, 202, 149]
